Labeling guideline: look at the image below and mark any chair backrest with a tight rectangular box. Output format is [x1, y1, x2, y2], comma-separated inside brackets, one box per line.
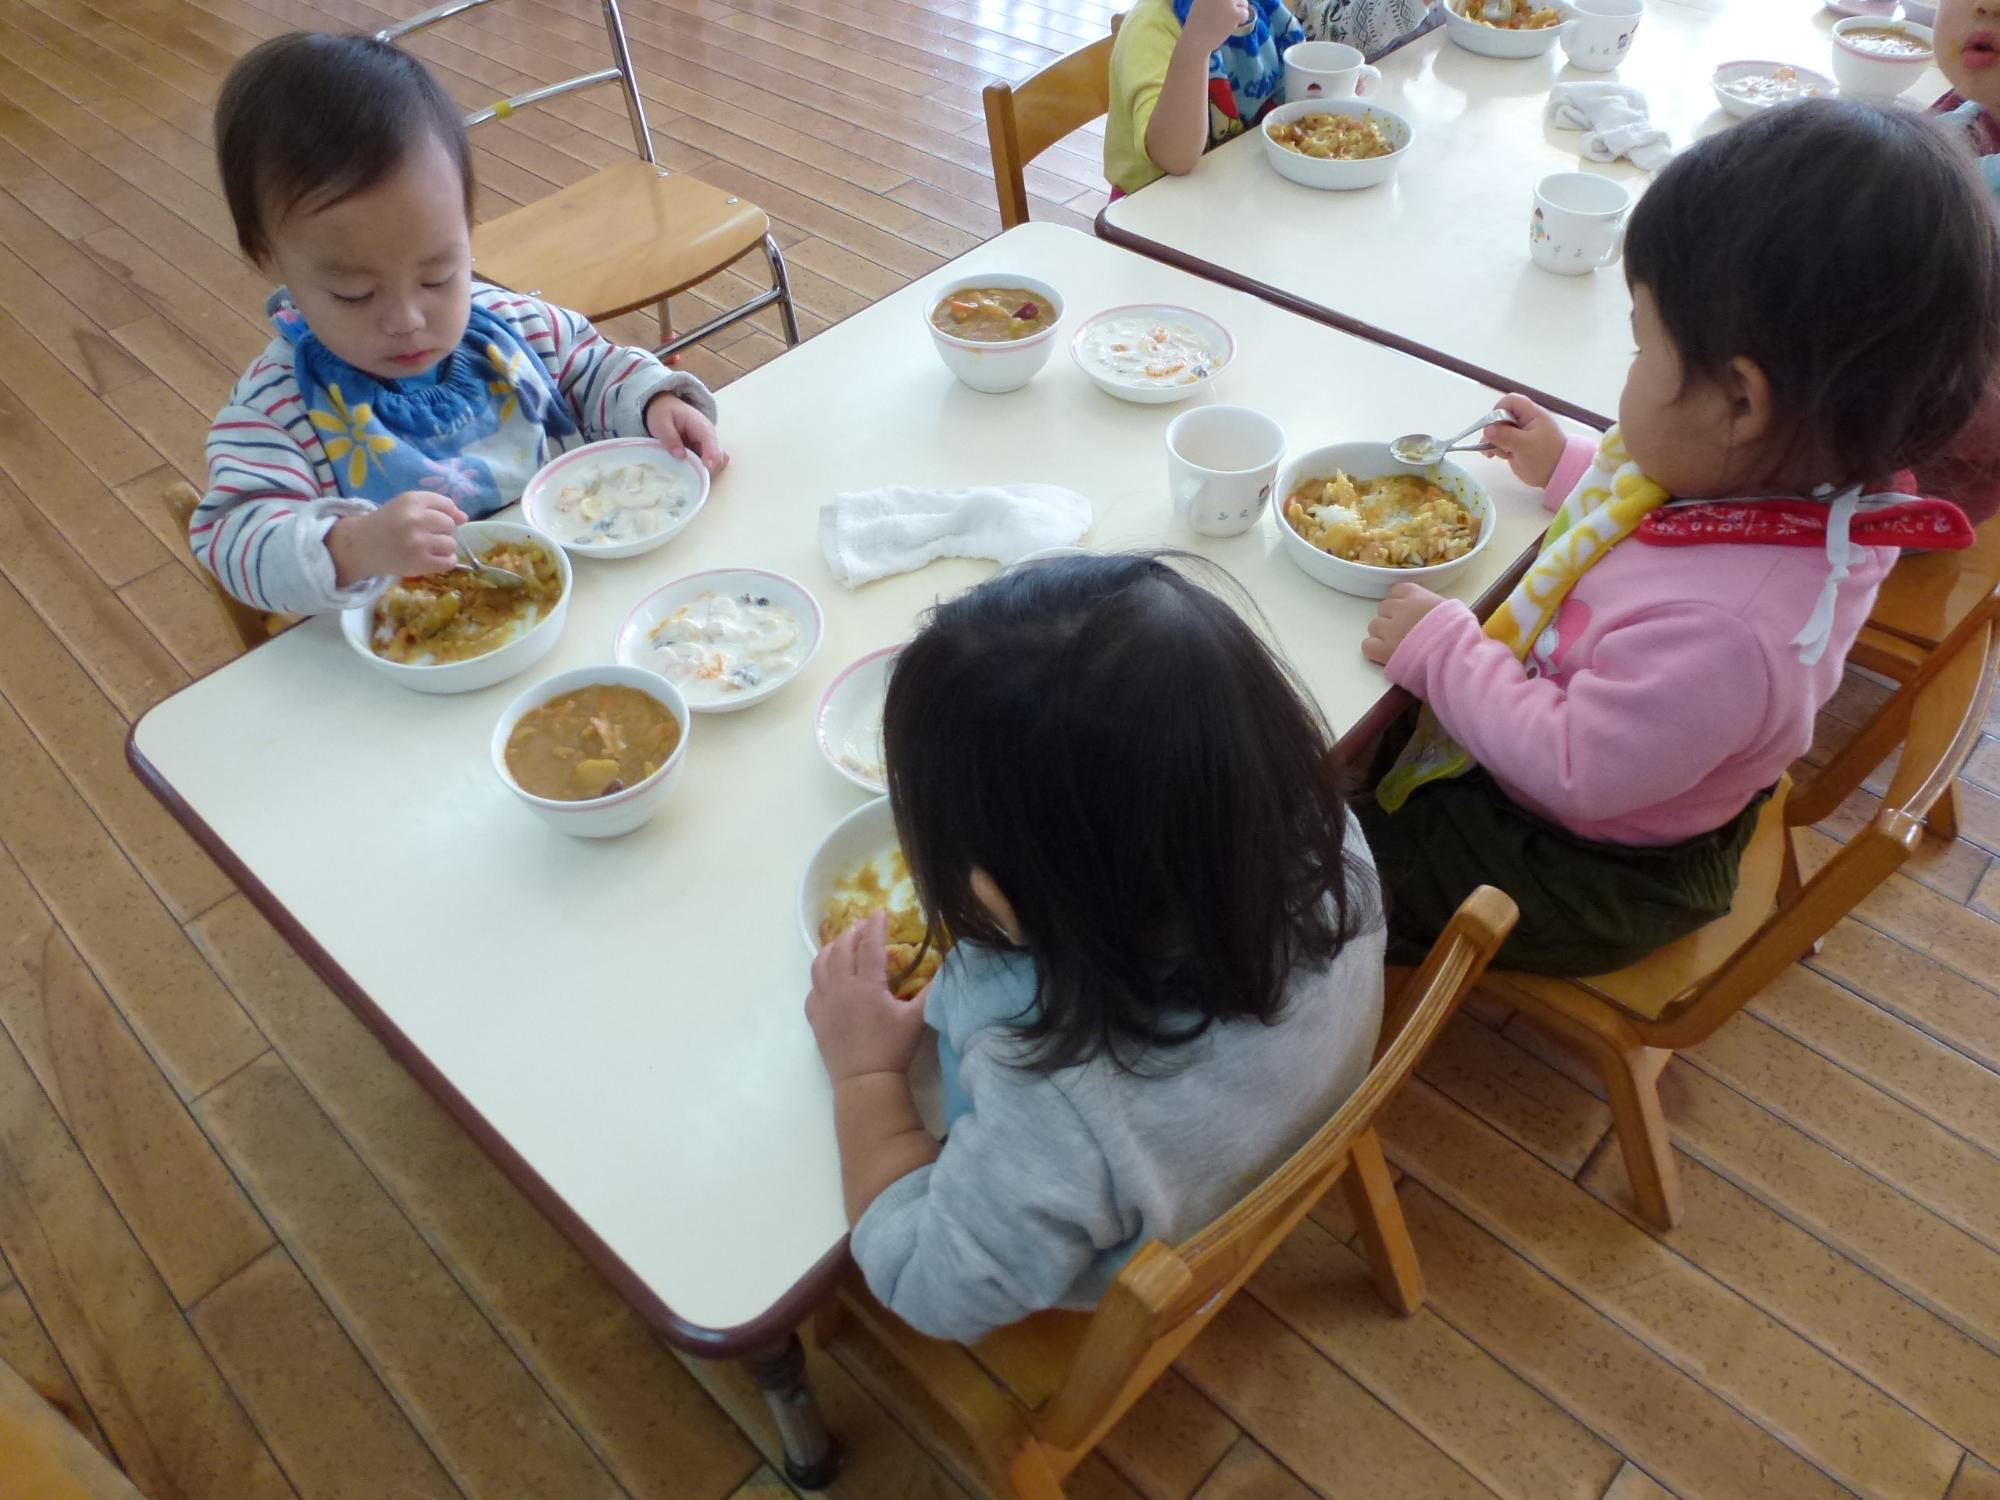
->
[0, 1358, 145, 1498]
[1651, 585, 2000, 1048]
[1029, 885, 1518, 1453]
[378, 0, 656, 162]
[162, 481, 280, 655]
[983, 17, 1120, 230]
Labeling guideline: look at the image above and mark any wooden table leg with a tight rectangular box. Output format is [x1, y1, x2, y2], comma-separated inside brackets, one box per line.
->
[742, 1333, 842, 1489]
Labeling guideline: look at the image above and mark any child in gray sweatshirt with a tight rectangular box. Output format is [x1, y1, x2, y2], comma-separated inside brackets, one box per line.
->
[806, 554, 1386, 1344]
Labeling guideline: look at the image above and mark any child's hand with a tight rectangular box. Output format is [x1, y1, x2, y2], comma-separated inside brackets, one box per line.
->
[645, 393, 729, 476]
[327, 491, 466, 585]
[805, 912, 930, 1084]
[1362, 582, 1447, 665]
[1484, 394, 1567, 489]
[1186, 0, 1252, 50]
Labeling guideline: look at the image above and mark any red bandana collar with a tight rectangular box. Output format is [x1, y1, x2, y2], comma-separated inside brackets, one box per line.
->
[1635, 489, 1975, 551]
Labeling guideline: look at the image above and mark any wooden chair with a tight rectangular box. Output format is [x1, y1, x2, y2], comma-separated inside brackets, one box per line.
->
[983, 17, 1120, 231]
[1851, 514, 2000, 839]
[1480, 584, 2000, 1231]
[817, 886, 1518, 1500]
[378, 0, 798, 358]
[162, 480, 288, 654]
[0, 1358, 146, 1498]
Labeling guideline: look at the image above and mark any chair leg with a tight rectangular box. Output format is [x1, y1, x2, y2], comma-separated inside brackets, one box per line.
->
[1004, 1447, 1068, 1500]
[1342, 1128, 1425, 1316]
[764, 233, 801, 346]
[1927, 780, 1962, 842]
[1601, 1044, 1683, 1231]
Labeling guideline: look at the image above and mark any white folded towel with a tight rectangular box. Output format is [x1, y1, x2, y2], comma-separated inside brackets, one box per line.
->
[1546, 82, 1673, 171]
[817, 483, 1093, 589]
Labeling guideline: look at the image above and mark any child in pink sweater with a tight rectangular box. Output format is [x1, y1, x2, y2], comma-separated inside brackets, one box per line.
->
[1355, 99, 2000, 975]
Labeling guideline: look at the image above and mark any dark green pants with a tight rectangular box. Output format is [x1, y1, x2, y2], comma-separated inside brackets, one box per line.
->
[1353, 768, 1765, 977]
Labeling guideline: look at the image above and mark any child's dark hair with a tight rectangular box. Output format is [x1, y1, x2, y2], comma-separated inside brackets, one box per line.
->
[215, 33, 474, 264]
[1626, 97, 2000, 487]
[882, 554, 1374, 1073]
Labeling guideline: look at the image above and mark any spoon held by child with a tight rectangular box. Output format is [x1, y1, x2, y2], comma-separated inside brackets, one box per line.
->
[1390, 408, 1511, 467]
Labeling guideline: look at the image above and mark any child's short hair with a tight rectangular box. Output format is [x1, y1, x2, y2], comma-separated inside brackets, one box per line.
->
[882, 554, 1375, 1073]
[215, 33, 474, 263]
[1626, 97, 2000, 487]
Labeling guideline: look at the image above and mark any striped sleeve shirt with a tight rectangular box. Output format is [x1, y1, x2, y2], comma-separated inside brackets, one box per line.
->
[196, 283, 717, 614]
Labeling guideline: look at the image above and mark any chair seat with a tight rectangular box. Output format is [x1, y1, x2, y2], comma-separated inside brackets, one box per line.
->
[967, 1308, 1093, 1411]
[1866, 519, 2000, 649]
[1486, 785, 1790, 1023]
[472, 159, 771, 321]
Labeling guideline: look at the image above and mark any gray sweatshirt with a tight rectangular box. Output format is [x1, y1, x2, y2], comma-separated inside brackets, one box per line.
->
[851, 844, 1386, 1343]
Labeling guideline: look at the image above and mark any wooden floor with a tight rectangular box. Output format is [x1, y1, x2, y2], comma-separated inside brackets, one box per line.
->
[1, 0, 1999, 1496]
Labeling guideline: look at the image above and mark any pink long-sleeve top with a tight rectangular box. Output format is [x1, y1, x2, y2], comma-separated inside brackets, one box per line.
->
[1382, 437, 1896, 846]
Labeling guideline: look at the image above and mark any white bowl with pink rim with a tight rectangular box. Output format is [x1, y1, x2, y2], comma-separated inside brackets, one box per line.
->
[1069, 303, 1234, 406]
[797, 796, 901, 955]
[1258, 98, 1415, 192]
[613, 566, 823, 714]
[1708, 59, 1836, 118]
[519, 437, 709, 561]
[490, 664, 692, 839]
[922, 273, 1065, 393]
[815, 641, 905, 794]
[1830, 16, 1934, 97]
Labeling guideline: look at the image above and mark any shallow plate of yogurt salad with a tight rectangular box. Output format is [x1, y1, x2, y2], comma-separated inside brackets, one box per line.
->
[815, 642, 904, 793]
[1069, 304, 1234, 405]
[522, 438, 709, 560]
[615, 567, 823, 713]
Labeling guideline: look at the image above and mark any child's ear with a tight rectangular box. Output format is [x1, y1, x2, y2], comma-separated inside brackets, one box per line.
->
[1723, 355, 1775, 446]
[969, 867, 1026, 944]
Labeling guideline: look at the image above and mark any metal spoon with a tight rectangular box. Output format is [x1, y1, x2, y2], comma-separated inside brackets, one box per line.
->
[1481, 0, 1514, 19]
[451, 532, 527, 590]
[1390, 408, 1509, 467]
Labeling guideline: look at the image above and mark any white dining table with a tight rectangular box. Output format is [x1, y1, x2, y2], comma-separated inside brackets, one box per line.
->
[1100, 0, 1952, 423]
[130, 221, 1570, 1483]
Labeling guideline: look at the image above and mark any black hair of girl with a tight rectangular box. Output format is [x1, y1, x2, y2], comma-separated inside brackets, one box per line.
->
[882, 553, 1376, 1074]
[215, 33, 474, 264]
[1626, 96, 2000, 488]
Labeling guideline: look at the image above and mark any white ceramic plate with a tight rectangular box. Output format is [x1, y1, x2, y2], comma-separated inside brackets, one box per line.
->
[340, 518, 571, 695]
[815, 643, 902, 794]
[520, 437, 709, 561]
[797, 796, 901, 953]
[1260, 98, 1415, 191]
[614, 567, 823, 713]
[1709, 59, 1837, 118]
[1069, 304, 1234, 406]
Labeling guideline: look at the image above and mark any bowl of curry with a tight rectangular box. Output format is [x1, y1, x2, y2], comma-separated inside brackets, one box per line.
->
[340, 518, 572, 694]
[923, 272, 1065, 393]
[490, 665, 692, 838]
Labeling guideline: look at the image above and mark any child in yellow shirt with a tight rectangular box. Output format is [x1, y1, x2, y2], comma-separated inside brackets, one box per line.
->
[1106, 0, 1432, 195]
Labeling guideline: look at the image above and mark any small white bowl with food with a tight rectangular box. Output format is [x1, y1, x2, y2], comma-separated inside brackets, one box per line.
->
[490, 665, 691, 839]
[1274, 442, 1494, 599]
[1830, 16, 1933, 97]
[816, 642, 903, 795]
[1440, 0, 1570, 57]
[797, 797, 948, 996]
[1069, 304, 1234, 405]
[615, 567, 823, 713]
[341, 518, 571, 695]
[520, 437, 708, 560]
[924, 274, 1065, 394]
[1708, 60, 1834, 117]
[1260, 98, 1414, 191]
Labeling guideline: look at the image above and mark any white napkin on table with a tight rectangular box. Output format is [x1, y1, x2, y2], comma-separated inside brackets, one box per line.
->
[1546, 82, 1673, 170]
[817, 484, 1093, 589]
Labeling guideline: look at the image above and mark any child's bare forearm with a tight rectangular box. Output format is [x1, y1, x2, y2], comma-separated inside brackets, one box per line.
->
[1146, 37, 1217, 176]
[833, 1071, 942, 1224]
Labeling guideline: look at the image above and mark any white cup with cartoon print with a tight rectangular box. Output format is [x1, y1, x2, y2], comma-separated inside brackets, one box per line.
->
[1529, 172, 1630, 276]
[1561, 0, 1644, 70]
[1284, 42, 1382, 103]
[1166, 406, 1286, 538]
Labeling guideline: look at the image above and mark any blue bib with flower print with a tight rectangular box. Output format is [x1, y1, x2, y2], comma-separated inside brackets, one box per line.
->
[271, 290, 578, 516]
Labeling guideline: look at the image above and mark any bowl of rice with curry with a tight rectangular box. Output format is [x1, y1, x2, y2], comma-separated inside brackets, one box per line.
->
[1260, 98, 1414, 190]
[1441, 0, 1570, 57]
[341, 518, 572, 694]
[1273, 441, 1494, 599]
